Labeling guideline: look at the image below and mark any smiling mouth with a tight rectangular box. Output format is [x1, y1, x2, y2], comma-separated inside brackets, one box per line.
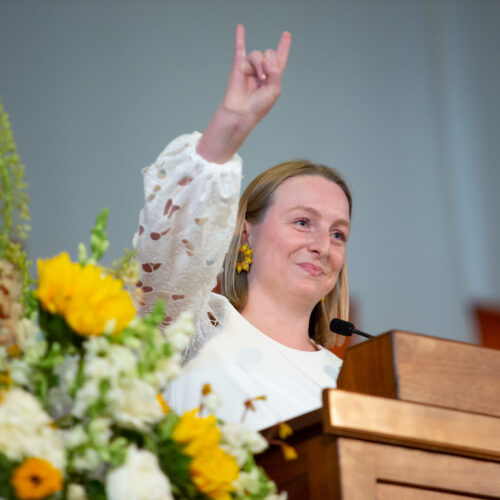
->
[298, 262, 324, 277]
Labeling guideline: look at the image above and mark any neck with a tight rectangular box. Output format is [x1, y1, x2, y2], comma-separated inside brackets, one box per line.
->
[240, 285, 318, 351]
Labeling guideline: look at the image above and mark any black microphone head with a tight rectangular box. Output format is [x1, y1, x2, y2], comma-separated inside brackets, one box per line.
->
[330, 318, 355, 336]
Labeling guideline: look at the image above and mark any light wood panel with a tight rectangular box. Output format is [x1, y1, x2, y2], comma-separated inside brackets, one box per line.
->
[331, 438, 500, 499]
[323, 389, 500, 461]
[337, 331, 500, 418]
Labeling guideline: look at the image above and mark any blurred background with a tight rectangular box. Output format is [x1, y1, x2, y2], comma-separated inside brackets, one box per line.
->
[1, 0, 499, 346]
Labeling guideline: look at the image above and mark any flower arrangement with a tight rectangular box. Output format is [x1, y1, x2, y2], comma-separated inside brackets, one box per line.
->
[0, 97, 286, 500]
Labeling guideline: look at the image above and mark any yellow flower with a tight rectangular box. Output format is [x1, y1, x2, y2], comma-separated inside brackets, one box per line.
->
[0, 372, 12, 394]
[7, 344, 21, 357]
[281, 443, 298, 461]
[36, 252, 136, 336]
[173, 409, 238, 499]
[172, 408, 220, 456]
[278, 422, 293, 440]
[243, 395, 267, 412]
[11, 457, 63, 499]
[236, 243, 253, 273]
[190, 447, 239, 500]
[156, 393, 170, 414]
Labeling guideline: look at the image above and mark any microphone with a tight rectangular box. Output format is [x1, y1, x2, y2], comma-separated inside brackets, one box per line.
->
[330, 318, 374, 339]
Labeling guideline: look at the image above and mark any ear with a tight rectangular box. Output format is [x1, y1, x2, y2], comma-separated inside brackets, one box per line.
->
[241, 220, 251, 244]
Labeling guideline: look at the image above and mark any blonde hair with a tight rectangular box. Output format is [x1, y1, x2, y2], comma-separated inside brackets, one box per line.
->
[222, 160, 352, 348]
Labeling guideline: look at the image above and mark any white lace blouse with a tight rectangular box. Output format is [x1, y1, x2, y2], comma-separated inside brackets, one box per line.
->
[133, 132, 242, 361]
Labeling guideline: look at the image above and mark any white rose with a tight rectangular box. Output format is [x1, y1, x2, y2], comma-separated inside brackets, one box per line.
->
[106, 447, 173, 500]
[106, 379, 163, 432]
[0, 388, 66, 470]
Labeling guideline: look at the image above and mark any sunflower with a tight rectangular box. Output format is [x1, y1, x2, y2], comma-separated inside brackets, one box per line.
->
[11, 457, 63, 500]
[36, 252, 136, 336]
[236, 243, 253, 273]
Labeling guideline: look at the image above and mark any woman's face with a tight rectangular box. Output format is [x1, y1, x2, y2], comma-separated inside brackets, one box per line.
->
[245, 175, 351, 309]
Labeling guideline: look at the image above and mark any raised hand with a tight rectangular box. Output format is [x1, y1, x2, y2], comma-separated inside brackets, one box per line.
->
[197, 25, 292, 163]
[223, 24, 291, 123]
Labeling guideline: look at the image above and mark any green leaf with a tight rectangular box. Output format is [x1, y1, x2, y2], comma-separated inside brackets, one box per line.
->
[0, 452, 18, 498]
[79, 208, 110, 265]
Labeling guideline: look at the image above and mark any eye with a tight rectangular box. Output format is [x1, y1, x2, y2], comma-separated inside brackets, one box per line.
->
[331, 230, 346, 241]
[294, 218, 310, 227]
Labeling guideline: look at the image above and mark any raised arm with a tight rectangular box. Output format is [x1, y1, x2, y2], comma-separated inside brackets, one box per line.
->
[196, 24, 291, 163]
[135, 26, 291, 360]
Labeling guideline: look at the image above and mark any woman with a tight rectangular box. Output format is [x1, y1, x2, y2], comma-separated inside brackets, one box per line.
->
[134, 26, 351, 429]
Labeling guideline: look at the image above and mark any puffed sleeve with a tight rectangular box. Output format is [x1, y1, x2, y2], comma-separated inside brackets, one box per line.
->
[133, 132, 242, 330]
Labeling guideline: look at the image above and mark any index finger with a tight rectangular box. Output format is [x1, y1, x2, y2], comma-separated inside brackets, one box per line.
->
[276, 31, 292, 68]
[233, 24, 247, 65]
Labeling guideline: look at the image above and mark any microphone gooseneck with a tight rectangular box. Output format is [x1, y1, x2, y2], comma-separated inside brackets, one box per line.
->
[329, 318, 374, 339]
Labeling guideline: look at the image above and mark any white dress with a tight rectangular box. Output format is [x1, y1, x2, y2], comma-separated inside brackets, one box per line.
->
[134, 132, 342, 430]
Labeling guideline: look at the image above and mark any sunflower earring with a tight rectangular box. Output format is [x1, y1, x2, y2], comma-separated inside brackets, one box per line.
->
[236, 242, 253, 273]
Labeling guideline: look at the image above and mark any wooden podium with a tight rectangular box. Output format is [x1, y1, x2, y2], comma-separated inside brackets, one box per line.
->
[256, 331, 500, 499]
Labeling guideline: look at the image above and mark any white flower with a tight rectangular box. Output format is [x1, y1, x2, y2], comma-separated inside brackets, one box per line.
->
[84, 336, 111, 358]
[73, 379, 100, 418]
[0, 388, 66, 470]
[106, 446, 173, 500]
[220, 422, 268, 466]
[63, 425, 89, 449]
[55, 354, 79, 390]
[67, 483, 88, 500]
[152, 353, 182, 388]
[84, 345, 137, 382]
[47, 385, 74, 419]
[72, 447, 101, 472]
[265, 493, 288, 500]
[106, 379, 163, 432]
[164, 312, 195, 351]
[201, 390, 222, 415]
[8, 358, 32, 387]
[233, 467, 261, 496]
[89, 417, 112, 447]
[14, 318, 42, 352]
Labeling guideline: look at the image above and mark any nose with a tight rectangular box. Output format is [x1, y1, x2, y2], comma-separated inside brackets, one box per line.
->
[308, 229, 330, 257]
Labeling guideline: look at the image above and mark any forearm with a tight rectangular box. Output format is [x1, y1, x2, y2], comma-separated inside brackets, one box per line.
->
[196, 107, 256, 164]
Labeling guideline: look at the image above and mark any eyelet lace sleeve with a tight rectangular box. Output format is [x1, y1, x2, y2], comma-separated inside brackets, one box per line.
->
[133, 132, 242, 359]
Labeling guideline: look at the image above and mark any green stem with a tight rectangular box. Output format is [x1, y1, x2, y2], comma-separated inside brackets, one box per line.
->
[0, 154, 13, 260]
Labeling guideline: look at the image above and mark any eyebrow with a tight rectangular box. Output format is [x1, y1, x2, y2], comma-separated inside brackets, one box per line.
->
[288, 205, 351, 228]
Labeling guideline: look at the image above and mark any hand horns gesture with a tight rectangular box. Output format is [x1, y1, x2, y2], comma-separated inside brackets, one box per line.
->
[222, 24, 292, 123]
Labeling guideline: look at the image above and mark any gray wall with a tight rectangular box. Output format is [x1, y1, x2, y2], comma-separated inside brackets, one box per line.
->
[1, 0, 499, 343]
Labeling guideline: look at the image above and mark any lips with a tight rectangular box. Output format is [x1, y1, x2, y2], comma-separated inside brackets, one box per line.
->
[298, 262, 324, 277]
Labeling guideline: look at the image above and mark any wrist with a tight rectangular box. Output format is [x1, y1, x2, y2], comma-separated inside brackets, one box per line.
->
[196, 107, 255, 164]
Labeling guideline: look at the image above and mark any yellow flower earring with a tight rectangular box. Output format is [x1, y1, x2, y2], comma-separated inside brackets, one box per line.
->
[236, 242, 253, 273]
